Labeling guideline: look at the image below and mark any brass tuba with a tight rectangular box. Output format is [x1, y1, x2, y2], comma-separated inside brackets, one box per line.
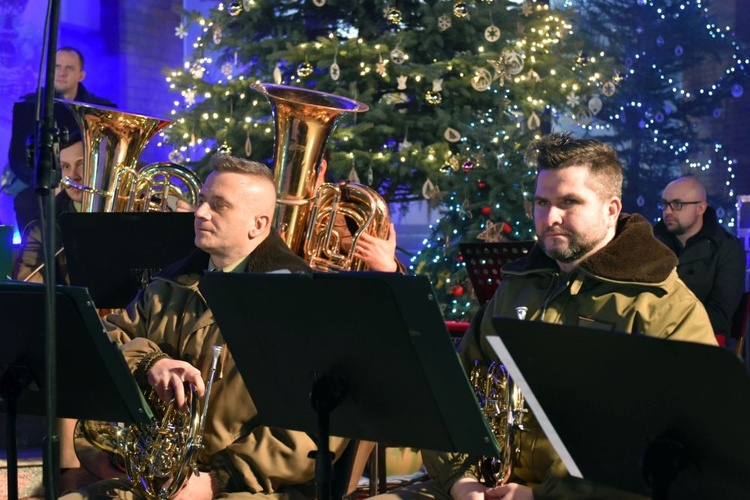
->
[60, 100, 202, 212]
[251, 83, 391, 270]
[469, 307, 528, 485]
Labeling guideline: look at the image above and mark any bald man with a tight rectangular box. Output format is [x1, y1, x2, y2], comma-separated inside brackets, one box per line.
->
[64, 154, 351, 498]
[654, 176, 746, 338]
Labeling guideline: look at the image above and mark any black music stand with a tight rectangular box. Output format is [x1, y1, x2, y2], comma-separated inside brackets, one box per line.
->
[199, 272, 500, 500]
[459, 241, 535, 304]
[0, 282, 152, 499]
[487, 317, 750, 500]
[59, 212, 196, 308]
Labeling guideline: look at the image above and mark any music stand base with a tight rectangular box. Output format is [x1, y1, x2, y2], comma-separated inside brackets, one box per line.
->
[642, 434, 691, 500]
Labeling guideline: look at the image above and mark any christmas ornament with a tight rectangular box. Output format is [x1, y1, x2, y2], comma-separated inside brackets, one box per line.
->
[461, 160, 475, 172]
[439, 164, 454, 175]
[716, 207, 726, 218]
[242, 0, 253, 9]
[183, 88, 196, 106]
[168, 150, 185, 164]
[376, 55, 388, 76]
[330, 61, 340, 80]
[732, 84, 744, 98]
[575, 51, 588, 66]
[674, 45, 683, 57]
[221, 62, 233, 77]
[366, 166, 374, 185]
[312, 0, 326, 6]
[477, 220, 504, 242]
[425, 90, 442, 105]
[437, 14, 452, 32]
[527, 112, 541, 130]
[273, 65, 282, 84]
[503, 49, 524, 75]
[566, 92, 580, 108]
[602, 81, 616, 97]
[471, 68, 492, 92]
[588, 96, 603, 115]
[453, 1, 469, 18]
[460, 199, 473, 219]
[217, 142, 232, 154]
[444, 127, 461, 142]
[451, 285, 465, 297]
[348, 166, 360, 183]
[636, 195, 645, 207]
[297, 61, 313, 77]
[480, 206, 491, 216]
[175, 23, 187, 39]
[245, 133, 252, 157]
[501, 222, 511, 234]
[485, 24, 501, 43]
[380, 92, 408, 106]
[478, 180, 487, 189]
[213, 27, 222, 44]
[654, 111, 665, 123]
[575, 107, 593, 126]
[612, 71, 624, 85]
[227, 1, 243, 17]
[521, 1, 533, 16]
[397, 75, 408, 90]
[190, 63, 205, 79]
[390, 48, 406, 65]
[386, 7, 402, 25]
[526, 69, 540, 82]
[422, 179, 441, 200]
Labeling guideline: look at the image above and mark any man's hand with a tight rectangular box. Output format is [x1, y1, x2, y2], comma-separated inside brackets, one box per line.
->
[173, 470, 215, 499]
[175, 200, 197, 213]
[147, 358, 205, 411]
[353, 223, 398, 272]
[450, 477, 487, 500]
[485, 483, 534, 500]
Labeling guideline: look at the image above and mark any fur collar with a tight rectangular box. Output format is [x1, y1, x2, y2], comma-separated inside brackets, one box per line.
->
[507, 213, 677, 283]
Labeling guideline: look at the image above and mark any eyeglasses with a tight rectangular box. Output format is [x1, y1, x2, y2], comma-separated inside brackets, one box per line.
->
[657, 200, 703, 211]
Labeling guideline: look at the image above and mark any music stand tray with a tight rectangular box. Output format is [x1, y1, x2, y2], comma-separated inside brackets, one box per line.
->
[487, 317, 750, 499]
[0, 282, 152, 423]
[59, 212, 196, 308]
[199, 272, 500, 498]
[459, 241, 534, 305]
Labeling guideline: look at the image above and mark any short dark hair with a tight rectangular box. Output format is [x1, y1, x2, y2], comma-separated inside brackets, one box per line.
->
[527, 132, 623, 199]
[209, 154, 274, 183]
[60, 129, 82, 150]
[56, 47, 85, 70]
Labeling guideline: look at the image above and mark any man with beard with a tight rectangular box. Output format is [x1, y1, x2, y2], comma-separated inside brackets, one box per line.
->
[653, 176, 746, 341]
[375, 133, 717, 500]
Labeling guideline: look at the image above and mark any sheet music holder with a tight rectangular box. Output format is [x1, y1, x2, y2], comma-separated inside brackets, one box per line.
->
[487, 317, 750, 500]
[59, 212, 196, 308]
[199, 272, 500, 500]
[0, 282, 152, 499]
[459, 241, 535, 305]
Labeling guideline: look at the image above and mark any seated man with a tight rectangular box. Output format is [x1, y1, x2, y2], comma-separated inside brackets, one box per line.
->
[376, 133, 717, 500]
[653, 176, 746, 340]
[63, 154, 349, 499]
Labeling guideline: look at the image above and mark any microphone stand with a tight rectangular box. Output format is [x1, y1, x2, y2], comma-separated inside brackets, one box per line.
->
[34, 1, 62, 498]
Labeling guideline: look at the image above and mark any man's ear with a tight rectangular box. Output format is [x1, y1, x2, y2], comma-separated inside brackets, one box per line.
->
[248, 214, 271, 238]
[79, 70, 86, 83]
[697, 202, 707, 216]
[608, 197, 622, 225]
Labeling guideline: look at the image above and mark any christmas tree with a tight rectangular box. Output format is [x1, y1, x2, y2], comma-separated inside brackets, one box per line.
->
[162, 0, 619, 319]
[573, 0, 749, 224]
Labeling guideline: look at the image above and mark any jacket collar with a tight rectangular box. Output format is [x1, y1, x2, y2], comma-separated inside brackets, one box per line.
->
[506, 213, 677, 284]
[653, 205, 721, 249]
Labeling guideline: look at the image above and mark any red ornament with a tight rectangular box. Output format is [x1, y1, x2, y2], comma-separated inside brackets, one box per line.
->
[477, 180, 487, 189]
[457, 254, 464, 262]
[451, 284, 465, 297]
[501, 221, 512, 234]
[481, 206, 491, 216]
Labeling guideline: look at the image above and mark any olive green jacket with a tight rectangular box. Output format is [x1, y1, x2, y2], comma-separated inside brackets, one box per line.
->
[424, 214, 717, 499]
[105, 229, 349, 494]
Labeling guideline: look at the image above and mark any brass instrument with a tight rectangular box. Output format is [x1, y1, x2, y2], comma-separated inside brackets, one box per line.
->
[77, 345, 224, 499]
[60, 100, 201, 212]
[251, 83, 392, 270]
[469, 307, 528, 485]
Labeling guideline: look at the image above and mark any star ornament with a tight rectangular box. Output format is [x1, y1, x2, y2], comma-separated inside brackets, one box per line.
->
[175, 23, 188, 39]
[477, 221, 505, 242]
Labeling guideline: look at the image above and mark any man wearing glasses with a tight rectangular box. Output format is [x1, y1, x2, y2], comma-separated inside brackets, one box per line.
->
[654, 176, 746, 341]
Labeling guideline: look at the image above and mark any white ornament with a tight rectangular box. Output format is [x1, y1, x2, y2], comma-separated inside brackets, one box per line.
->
[213, 27, 222, 44]
[168, 150, 185, 164]
[432, 78, 443, 92]
[566, 91, 580, 108]
[397, 75, 408, 90]
[437, 14, 452, 32]
[527, 112, 540, 130]
[422, 179, 441, 200]
[348, 166, 360, 183]
[484, 24, 500, 42]
[273, 65, 282, 84]
[444, 127, 461, 142]
[175, 23, 187, 39]
[183, 88, 196, 106]
[312, 0, 326, 5]
[390, 48, 406, 65]
[588, 95, 603, 115]
[190, 63, 205, 79]
[330, 62, 340, 81]
[471, 68, 492, 91]
[376, 56, 388, 76]
[221, 62, 233, 77]
[503, 49, 524, 75]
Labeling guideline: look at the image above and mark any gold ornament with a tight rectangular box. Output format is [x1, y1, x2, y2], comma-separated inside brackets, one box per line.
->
[477, 221, 505, 243]
[425, 90, 442, 106]
[297, 61, 314, 77]
[227, 1, 243, 17]
[602, 81, 617, 97]
[386, 7, 402, 24]
[453, 1, 469, 18]
[217, 142, 232, 155]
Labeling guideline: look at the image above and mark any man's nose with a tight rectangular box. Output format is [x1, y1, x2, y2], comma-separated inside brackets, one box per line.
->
[194, 202, 211, 219]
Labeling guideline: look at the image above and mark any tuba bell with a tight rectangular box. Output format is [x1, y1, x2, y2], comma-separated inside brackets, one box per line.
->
[252, 83, 391, 270]
[60, 100, 201, 212]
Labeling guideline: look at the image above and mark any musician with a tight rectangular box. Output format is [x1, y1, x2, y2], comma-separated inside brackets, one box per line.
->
[378, 133, 717, 500]
[10, 46, 116, 230]
[62, 154, 349, 499]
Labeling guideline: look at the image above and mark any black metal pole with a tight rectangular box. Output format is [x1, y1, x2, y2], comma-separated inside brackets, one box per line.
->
[35, 1, 61, 499]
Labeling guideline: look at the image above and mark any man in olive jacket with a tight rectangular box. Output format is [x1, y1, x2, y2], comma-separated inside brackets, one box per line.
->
[63, 154, 348, 499]
[379, 134, 717, 500]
